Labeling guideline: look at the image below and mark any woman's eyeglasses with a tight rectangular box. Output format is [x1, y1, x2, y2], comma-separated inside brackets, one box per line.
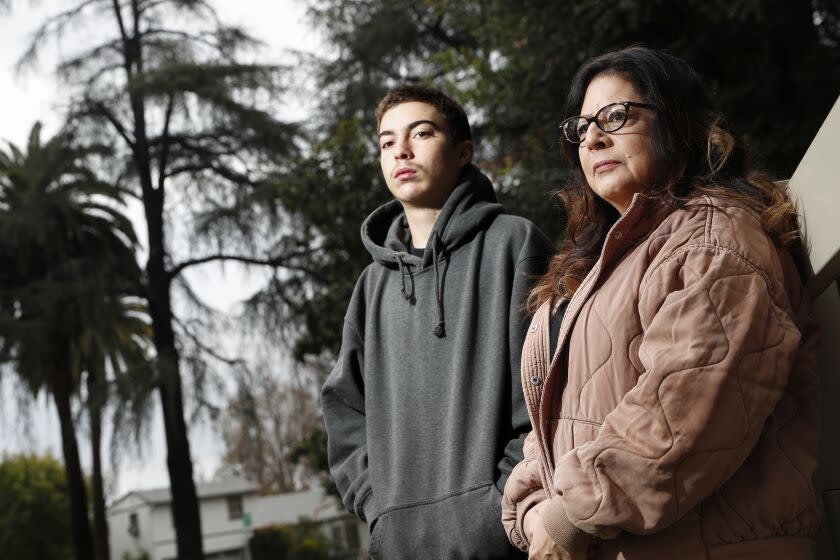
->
[560, 101, 656, 144]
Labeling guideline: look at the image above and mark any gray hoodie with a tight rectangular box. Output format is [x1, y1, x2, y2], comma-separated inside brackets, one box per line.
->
[321, 165, 553, 559]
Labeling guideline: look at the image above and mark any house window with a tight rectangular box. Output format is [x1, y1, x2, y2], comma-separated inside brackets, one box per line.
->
[331, 523, 342, 547]
[128, 512, 140, 537]
[227, 495, 243, 520]
[344, 518, 360, 549]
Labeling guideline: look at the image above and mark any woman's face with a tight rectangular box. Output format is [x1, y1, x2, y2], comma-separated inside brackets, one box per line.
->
[577, 73, 657, 213]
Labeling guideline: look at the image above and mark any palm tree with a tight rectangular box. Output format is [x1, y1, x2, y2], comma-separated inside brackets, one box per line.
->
[0, 122, 148, 560]
[81, 293, 154, 560]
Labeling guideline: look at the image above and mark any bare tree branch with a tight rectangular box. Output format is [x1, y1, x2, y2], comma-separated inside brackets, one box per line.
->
[57, 40, 124, 80]
[168, 250, 330, 282]
[16, 0, 108, 73]
[110, 0, 129, 45]
[140, 27, 225, 54]
[168, 0, 222, 29]
[84, 99, 136, 149]
[162, 161, 256, 185]
[131, 0, 142, 73]
[77, 62, 125, 89]
[136, 0, 170, 16]
[157, 93, 175, 190]
[172, 314, 248, 371]
[150, 132, 240, 158]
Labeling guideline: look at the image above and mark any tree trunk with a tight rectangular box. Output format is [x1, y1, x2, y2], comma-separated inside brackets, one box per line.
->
[137, 101, 205, 560]
[148, 265, 205, 560]
[52, 369, 94, 560]
[115, 118, 207, 560]
[88, 366, 110, 560]
[113, 4, 204, 556]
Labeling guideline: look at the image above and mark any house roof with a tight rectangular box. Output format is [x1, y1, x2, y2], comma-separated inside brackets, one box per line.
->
[110, 478, 260, 509]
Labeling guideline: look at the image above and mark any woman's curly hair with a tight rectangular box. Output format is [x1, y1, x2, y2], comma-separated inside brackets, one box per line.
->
[529, 46, 802, 312]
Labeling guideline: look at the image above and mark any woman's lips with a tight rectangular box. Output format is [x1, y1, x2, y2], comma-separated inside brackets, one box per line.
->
[594, 160, 620, 173]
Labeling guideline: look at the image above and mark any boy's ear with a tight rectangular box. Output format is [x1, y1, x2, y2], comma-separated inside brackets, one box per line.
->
[457, 140, 474, 167]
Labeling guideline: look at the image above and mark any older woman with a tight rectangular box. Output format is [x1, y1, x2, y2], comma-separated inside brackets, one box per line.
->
[501, 47, 820, 560]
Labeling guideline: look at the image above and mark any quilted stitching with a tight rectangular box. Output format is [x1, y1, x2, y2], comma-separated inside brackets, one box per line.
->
[503, 197, 819, 557]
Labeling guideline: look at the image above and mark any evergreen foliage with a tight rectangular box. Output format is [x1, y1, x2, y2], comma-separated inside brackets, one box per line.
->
[0, 453, 73, 560]
[249, 522, 333, 560]
[245, 118, 390, 366]
[0, 122, 148, 560]
[291, 0, 840, 499]
[15, 2, 304, 557]
[6, 2, 839, 555]
[306, 0, 840, 243]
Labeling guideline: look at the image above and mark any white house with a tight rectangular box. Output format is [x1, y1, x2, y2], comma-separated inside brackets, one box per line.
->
[108, 479, 368, 560]
[108, 478, 260, 560]
[252, 488, 369, 558]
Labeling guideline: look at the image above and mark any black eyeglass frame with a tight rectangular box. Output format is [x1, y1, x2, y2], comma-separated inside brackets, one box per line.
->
[560, 101, 657, 144]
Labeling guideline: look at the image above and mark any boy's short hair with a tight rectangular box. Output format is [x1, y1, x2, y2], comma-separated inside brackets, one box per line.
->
[375, 84, 473, 143]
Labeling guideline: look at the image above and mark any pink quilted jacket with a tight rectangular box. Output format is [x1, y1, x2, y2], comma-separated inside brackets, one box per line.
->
[502, 194, 820, 559]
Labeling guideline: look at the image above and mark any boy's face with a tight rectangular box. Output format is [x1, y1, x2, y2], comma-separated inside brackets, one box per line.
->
[378, 101, 473, 210]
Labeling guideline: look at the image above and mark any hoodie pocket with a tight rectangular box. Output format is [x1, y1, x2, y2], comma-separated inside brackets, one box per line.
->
[368, 514, 388, 559]
[373, 483, 521, 560]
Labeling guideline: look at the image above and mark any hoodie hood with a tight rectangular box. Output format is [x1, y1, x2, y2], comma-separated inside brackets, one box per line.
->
[362, 164, 498, 268]
[361, 164, 504, 268]
[360, 164, 505, 338]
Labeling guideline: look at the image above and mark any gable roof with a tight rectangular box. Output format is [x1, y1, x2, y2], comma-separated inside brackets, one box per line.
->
[110, 478, 259, 509]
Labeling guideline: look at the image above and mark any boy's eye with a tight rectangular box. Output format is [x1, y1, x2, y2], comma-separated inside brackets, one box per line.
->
[381, 140, 394, 149]
[414, 129, 432, 138]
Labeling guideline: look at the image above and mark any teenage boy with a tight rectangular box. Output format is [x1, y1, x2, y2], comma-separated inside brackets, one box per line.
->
[321, 84, 553, 559]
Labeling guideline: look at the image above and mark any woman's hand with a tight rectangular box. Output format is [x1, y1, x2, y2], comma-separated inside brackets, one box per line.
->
[528, 523, 581, 560]
[522, 501, 544, 543]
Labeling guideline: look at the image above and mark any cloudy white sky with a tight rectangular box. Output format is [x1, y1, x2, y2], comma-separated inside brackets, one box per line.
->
[0, 0, 326, 498]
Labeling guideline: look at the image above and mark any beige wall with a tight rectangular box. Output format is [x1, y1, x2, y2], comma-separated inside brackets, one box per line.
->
[790, 96, 840, 287]
[787, 94, 840, 560]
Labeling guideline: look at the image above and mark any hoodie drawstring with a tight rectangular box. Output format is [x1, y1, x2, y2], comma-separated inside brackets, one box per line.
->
[395, 254, 414, 302]
[395, 236, 446, 338]
[431, 233, 446, 338]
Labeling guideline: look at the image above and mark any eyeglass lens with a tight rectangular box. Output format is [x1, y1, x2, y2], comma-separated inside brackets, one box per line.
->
[564, 103, 629, 143]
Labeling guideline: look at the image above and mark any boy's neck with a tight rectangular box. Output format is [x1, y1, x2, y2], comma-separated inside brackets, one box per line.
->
[403, 205, 442, 249]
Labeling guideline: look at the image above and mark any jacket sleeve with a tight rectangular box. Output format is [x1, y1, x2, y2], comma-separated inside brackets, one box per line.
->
[540, 244, 803, 550]
[499, 228, 554, 550]
[502, 429, 548, 551]
[496, 227, 554, 491]
[321, 312, 377, 525]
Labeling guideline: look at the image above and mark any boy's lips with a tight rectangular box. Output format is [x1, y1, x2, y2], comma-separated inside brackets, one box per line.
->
[395, 167, 418, 179]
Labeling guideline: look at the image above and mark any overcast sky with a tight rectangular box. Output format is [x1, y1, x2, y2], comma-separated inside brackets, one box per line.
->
[0, 0, 327, 498]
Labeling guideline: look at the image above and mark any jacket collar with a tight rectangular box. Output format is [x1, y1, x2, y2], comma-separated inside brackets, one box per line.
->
[598, 193, 674, 271]
[532, 193, 675, 432]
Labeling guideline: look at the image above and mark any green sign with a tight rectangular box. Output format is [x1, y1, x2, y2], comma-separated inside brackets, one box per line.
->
[243, 513, 252, 527]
